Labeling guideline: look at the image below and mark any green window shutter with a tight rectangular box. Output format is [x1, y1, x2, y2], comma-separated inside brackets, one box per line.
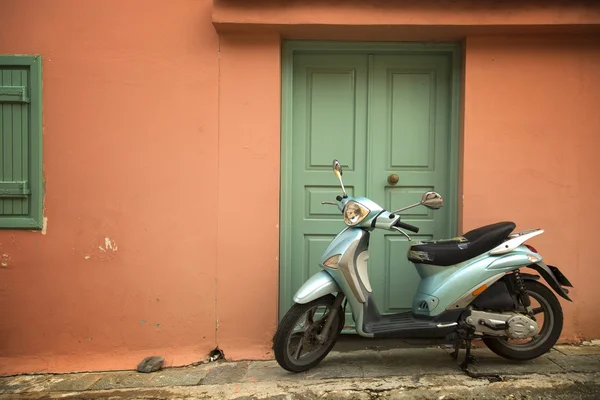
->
[0, 56, 42, 229]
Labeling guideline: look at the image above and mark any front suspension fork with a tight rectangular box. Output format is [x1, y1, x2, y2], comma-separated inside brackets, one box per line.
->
[316, 293, 346, 344]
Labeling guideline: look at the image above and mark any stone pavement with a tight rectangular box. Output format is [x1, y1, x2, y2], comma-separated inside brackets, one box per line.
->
[1, 342, 600, 399]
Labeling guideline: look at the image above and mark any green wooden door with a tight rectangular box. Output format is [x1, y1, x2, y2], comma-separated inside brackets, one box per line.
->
[280, 43, 459, 322]
[368, 55, 453, 314]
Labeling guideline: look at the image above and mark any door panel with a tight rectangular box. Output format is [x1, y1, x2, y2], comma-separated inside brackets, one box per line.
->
[281, 47, 458, 321]
[288, 54, 368, 317]
[369, 55, 453, 313]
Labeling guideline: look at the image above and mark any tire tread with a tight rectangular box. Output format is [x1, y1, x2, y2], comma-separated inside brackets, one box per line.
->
[273, 295, 343, 372]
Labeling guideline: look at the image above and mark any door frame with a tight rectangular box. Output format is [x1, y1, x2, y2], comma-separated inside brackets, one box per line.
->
[279, 40, 462, 318]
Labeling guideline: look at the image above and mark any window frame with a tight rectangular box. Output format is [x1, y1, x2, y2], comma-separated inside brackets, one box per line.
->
[0, 55, 43, 229]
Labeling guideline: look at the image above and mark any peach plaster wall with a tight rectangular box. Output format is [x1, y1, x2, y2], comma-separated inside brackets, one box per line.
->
[462, 35, 600, 341]
[216, 33, 281, 361]
[0, 0, 599, 376]
[0, 0, 223, 375]
[0, 0, 281, 376]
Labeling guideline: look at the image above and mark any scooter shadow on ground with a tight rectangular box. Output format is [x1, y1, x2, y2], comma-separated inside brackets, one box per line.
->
[329, 334, 534, 381]
[333, 333, 449, 352]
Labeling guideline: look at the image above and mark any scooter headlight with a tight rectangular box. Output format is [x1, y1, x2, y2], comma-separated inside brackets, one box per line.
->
[344, 201, 370, 226]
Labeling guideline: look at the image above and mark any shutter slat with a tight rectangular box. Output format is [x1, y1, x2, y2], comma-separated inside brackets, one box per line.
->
[1, 69, 12, 214]
[0, 86, 29, 103]
[0, 181, 31, 197]
[21, 68, 29, 215]
[11, 70, 23, 214]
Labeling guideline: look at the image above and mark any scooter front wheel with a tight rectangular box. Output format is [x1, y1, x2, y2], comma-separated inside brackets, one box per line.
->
[273, 294, 344, 372]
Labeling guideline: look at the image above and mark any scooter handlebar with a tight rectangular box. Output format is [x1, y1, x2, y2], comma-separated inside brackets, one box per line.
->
[394, 219, 420, 233]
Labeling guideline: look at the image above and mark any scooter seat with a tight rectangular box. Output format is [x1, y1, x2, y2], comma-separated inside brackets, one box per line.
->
[407, 221, 516, 266]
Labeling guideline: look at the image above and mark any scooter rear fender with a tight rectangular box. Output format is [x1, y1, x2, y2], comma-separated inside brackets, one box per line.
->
[525, 262, 573, 301]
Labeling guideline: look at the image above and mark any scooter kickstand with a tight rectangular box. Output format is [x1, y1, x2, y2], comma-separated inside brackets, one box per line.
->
[460, 339, 476, 369]
[450, 338, 462, 360]
[458, 340, 503, 382]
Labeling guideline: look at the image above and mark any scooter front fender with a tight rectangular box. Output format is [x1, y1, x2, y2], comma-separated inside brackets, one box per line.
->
[293, 270, 341, 304]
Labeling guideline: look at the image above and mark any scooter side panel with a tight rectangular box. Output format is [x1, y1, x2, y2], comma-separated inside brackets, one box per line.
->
[319, 227, 373, 337]
[413, 253, 489, 313]
[413, 250, 538, 316]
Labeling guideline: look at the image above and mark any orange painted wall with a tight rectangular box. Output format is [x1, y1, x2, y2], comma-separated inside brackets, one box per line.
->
[1, 0, 599, 376]
[214, 0, 600, 39]
[216, 33, 281, 360]
[0, 0, 222, 374]
[463, 35, 600, 340]
[214, 0, 600, 27]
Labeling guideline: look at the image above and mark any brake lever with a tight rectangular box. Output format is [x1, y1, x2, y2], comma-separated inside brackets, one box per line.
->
[321, 201, 337, 205]
[392, 226, 412, 241]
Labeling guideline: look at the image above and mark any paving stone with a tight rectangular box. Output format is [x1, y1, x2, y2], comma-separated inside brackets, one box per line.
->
[88, 371, 155, 390]
[468, 347, 564, 375]
[0, 374, 50, 393]
[148, 367, 207, 387]
[326, 349, 381, 363]
[363, 347, 458, 377]
[583, 339, 600, 346]
[332, 336, 412, 352]
[547, 353, 600, 373]
[555, 345, 600, 356]
[46, 373, 104, 391]
[304, 360, 363, 380]
[201, 362, 250, 385]
[233, 395, 290, 400]
[244, 360, 307, 382]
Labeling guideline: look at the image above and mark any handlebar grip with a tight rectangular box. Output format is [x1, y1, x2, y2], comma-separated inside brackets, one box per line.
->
[394, 220, 420, 233]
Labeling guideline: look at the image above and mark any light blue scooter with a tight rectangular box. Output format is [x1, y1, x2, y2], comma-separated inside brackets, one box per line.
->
[274, 160, 573, 372]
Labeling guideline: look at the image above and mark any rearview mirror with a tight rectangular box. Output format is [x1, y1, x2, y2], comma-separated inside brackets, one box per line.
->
[333, 160, 343, 177]
[332, 159, 347, 197]
[421, 192, 443, 209]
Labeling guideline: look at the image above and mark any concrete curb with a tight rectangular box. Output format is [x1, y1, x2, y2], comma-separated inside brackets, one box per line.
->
[1, 345, 599, 399]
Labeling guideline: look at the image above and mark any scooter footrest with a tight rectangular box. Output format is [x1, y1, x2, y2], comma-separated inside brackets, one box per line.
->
[365, 311, 449, 338]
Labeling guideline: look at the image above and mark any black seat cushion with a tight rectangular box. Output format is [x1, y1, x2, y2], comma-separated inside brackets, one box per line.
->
[407, 222, 516, 266]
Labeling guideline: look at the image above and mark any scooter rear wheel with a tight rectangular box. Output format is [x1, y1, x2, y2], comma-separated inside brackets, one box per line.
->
[483, 280, 563, 361]
[273, 295, 344, 372]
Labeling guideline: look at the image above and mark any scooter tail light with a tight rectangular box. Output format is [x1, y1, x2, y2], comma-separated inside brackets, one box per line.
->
[323, 254, 342, 269]
[525, 244, 538, 253]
